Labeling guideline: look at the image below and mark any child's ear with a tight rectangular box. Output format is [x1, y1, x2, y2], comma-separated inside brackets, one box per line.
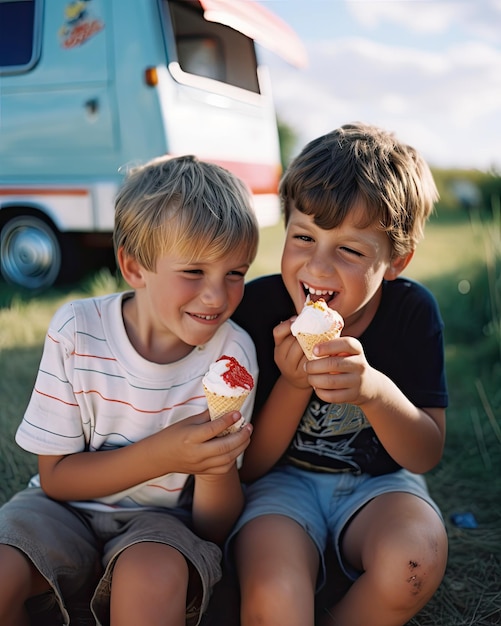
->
[384, 250, 414, 280]
[117, 247, 145, 287]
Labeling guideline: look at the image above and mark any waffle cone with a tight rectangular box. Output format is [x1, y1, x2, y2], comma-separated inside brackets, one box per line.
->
[296, 329, 342, 360]
[203, 386, 249, 436]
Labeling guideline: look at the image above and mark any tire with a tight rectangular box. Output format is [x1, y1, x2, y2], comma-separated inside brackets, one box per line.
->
[0, 215, 62, 290]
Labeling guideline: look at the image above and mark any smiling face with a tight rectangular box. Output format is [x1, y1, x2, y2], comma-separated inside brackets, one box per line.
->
[281, 202, 412, 338]
[119, 246, 251, 363]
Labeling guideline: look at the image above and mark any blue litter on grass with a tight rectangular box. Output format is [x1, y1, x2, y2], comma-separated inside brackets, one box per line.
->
[450, 512, 478, 529]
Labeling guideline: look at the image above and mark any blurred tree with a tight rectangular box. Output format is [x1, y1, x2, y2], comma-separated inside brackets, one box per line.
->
[432, 168, 501, 214]
[277, 117, 298, 169]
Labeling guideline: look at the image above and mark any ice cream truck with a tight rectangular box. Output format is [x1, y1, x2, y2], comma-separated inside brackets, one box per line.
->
[0, 0, 306, 290]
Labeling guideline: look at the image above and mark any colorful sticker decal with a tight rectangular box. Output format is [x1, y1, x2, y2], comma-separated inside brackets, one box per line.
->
[59, 0, 104, 49]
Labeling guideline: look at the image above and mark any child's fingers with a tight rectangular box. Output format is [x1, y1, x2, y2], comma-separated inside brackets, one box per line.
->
[206, 411, 248, 439]
[310, 335, 360, 360]
[273, 317, 296, 343]
[188, 409, 211, 424]
[181, 410, 249, 443]
[199, 422, 253, 472]
[274, 321, 306, 363]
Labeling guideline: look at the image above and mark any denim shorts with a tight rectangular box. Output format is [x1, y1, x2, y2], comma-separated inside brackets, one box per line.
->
[227, 465, 443, 586]
[0, 488, 221, 625]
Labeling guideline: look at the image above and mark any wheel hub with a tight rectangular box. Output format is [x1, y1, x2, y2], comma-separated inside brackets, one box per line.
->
[1, 217, 61, 289]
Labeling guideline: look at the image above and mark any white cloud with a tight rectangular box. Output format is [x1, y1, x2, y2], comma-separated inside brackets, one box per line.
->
[266, 33, 501, 169]
[461, 0, 501, 43]
[347, 0, 462, 35]
[380, 93, 407, 115]
[346, 0, 501, 43]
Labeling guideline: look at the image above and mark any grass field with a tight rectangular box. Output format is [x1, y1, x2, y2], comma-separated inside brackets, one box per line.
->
[0, 208, 500, 624]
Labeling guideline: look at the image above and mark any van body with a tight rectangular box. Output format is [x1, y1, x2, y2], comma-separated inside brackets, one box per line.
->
[0, 0, 305, 290]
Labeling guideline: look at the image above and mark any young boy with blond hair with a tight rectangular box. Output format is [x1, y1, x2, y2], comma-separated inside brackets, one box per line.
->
[0, 155, 259, 626]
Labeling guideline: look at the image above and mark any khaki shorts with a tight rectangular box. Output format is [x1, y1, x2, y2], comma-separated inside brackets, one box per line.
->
[0, 488, 221, 625]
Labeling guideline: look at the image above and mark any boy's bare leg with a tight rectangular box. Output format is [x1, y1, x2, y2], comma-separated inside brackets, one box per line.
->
[319, 492, 448, 626]
[0, 544, 51, 626]
[236, 514, 319, 626]
[110, 542, 190, 626]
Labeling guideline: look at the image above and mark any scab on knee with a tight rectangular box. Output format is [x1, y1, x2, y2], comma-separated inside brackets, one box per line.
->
[406, 560, 424, 596]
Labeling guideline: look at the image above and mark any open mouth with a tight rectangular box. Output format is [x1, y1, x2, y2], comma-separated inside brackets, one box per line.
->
[190, 313, 219, 321]
[302, 282, 335, 303]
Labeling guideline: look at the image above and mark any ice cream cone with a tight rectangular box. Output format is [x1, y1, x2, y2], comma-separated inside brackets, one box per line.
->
[203, 386, 249, 435]
[296, 329, 342, 360]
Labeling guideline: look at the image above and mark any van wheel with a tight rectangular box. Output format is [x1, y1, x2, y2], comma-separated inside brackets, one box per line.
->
[0, 215, 62, 290]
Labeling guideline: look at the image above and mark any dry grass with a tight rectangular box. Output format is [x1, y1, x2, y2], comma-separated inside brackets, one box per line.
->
[409, 466, 501, 625]
[1, 213, 500, 625]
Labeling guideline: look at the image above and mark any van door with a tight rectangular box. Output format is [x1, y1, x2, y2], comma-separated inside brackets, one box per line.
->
[0, 0, 116, 177]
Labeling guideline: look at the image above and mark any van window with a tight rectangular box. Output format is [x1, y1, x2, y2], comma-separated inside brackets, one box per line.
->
[0, 0, 41, 74]
[165, 0, 260, 94]
[176, 35, 225, 83]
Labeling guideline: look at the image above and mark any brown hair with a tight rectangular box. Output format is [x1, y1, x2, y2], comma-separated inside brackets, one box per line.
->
[279, 122, 438, 256]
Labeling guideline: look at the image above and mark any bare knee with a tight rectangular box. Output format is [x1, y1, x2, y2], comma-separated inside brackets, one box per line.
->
[113, 542, 189, 596]
[343, 494, 448, 617]
[405, 525, 448, 604]
[0, 545, 50, 625]
[235, 516, 318, 626]
[365, 523, 448, 613]
[111, 542, 190, 625]
[244, 570, 307, 616]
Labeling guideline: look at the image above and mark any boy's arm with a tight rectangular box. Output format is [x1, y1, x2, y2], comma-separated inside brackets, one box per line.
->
[240, 320, 313, 483]
[192, 462, 244, 545]
[240, 376, 311, 482]
[37, 411, 251, 501]
[356, 371, 445, 473]
[310, 336, 446, 473]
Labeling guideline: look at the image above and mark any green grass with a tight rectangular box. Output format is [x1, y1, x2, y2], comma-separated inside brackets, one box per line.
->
[248, 219, 285, 280]
[1, 208, 500, 624]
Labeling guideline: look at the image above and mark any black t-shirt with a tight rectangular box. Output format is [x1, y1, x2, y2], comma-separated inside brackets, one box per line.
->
[232, 274, 448, 476]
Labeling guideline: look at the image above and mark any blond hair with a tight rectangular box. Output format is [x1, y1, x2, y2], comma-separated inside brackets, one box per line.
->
[279, 122, 438, 257]
[114, 155, 259, 270]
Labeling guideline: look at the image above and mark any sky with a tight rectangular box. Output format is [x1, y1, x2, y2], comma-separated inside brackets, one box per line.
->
[257, 0, 501, 171]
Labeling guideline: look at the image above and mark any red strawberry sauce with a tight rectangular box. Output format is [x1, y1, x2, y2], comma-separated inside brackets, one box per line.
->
[218, 355, 254, 390]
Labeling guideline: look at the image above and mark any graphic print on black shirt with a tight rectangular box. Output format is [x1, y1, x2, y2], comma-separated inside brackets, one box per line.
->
[286, 393, 400, 475]
[233, 274, 448, 477]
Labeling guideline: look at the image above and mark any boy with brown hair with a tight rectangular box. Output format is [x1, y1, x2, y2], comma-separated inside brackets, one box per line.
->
[231, 122, 448, 626]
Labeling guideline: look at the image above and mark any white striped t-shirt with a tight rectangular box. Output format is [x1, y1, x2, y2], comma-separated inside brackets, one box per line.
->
[16, 291, 257, 511]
